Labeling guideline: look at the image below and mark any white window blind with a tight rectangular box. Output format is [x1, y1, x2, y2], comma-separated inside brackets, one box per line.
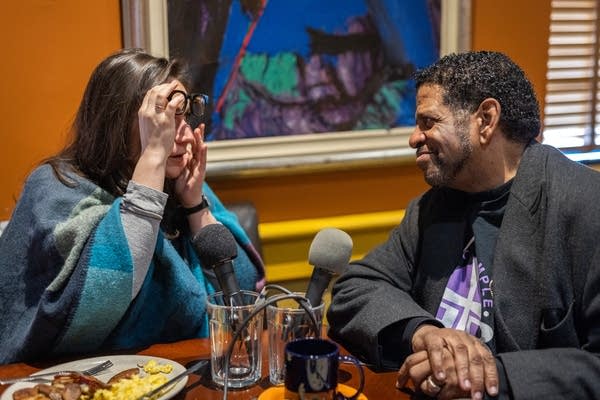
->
[544, 0, 600, 150]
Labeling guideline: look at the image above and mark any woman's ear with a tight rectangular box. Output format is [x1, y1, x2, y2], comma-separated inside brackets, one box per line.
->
[477, 98, 501, 145]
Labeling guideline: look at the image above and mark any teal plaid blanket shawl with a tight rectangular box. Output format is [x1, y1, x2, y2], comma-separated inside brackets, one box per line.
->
[0, 164, 264, 363]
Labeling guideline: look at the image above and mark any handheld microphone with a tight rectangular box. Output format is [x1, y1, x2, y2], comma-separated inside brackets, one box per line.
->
[305, 228, 353, 308]
[283, 228, 353, 340]
[194, 224, 257, 370]
[193, 224, 243, 307]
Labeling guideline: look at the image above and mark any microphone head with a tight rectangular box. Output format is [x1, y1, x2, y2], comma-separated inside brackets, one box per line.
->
[194, 223, 238, 268]
[308, 228, 353, 274]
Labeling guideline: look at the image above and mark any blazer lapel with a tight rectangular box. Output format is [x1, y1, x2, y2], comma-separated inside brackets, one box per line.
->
[493, 142, 546, 351]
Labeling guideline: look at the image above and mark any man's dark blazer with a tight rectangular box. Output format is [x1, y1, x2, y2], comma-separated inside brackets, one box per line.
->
[328, 142, 600, 399]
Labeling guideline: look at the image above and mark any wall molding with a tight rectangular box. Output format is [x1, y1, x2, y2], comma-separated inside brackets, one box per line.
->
[259, 209, 405, 282]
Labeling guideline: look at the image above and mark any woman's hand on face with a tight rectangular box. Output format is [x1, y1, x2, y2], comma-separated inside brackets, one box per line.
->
[138, 81, 182, 163]
[175, 123, 208, 207]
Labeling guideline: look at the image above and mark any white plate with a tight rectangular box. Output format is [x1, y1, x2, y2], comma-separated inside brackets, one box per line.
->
[1, 355, 187, 400]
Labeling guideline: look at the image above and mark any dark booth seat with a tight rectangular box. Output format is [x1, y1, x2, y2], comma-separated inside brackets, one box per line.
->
[225, 201, 263, 258]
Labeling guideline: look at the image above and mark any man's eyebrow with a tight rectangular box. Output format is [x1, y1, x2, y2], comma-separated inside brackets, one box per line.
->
[415, 111, 439, 119]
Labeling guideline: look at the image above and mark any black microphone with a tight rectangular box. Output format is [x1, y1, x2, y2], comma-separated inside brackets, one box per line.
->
[193, 224, 243, 307]
[193, 224, 255, 365]
[305, 228, 353, 309]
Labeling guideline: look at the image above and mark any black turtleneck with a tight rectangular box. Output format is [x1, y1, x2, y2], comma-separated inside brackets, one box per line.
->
[467, 178, 513, 277]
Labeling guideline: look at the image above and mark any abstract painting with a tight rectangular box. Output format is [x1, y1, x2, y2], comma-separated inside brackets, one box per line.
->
[167, 0, 441, 142]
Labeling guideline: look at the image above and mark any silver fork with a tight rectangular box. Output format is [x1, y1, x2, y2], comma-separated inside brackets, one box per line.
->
[0, 359, 113, 385]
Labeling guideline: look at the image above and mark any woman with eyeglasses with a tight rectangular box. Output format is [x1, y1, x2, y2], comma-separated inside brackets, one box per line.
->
[0, 48, 265, 364]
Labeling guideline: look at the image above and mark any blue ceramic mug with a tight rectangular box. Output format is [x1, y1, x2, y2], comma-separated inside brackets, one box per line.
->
[284, 338, 365, 400]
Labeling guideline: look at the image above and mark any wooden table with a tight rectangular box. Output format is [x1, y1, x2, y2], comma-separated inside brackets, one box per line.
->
[0, 336, 410, 399]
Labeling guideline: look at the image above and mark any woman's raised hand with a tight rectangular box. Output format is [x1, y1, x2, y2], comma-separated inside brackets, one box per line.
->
[138, 81, 182, 161]
[132, 81, 183, 191]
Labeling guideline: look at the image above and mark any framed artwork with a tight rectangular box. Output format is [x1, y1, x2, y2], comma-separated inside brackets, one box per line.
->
[121, 0, 471, 177]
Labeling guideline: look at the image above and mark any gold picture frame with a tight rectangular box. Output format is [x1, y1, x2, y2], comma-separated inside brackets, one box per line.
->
[121, 0, 471, 178]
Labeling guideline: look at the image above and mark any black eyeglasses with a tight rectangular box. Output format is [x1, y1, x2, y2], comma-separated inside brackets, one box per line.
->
[167, 90, 209, 120]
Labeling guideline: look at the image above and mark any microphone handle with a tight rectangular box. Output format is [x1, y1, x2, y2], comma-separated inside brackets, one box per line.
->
[213, 260, 244, 307]
[284, 268, 333, 339]
[212, 260, 246, 337]
[305, 267, 334, 308]
[213, 260, 254, 361]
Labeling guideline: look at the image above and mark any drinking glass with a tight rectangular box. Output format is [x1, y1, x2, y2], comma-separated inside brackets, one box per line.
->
[206, 291, 262, 388]
[267, 292, 324, 385]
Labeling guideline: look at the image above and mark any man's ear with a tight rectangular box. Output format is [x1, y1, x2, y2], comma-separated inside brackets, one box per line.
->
[476, 98, 501, 145]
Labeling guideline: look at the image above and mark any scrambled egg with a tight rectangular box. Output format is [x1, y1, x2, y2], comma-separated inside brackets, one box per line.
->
[142, 360, 173, 375]
[90, 360, 172, 400]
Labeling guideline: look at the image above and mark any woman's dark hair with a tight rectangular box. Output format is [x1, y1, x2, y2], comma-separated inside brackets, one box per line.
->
[47, 48, 189, 196]
[414, 51, 541, 144]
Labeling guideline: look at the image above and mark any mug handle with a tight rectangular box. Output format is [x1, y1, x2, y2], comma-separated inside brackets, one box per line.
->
[337, 354, 365, 400]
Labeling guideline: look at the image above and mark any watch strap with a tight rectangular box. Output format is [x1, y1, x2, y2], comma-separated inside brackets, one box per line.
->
[182, 194, 210, 215]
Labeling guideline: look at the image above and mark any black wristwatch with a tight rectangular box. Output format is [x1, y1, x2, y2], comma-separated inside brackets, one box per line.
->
[182, 194, 210, 215]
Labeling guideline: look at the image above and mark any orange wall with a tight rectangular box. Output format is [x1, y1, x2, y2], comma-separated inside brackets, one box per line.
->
[0, 2, 122, 219]
[471, 0, 550, 117]
[0, 1, 551, 223]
